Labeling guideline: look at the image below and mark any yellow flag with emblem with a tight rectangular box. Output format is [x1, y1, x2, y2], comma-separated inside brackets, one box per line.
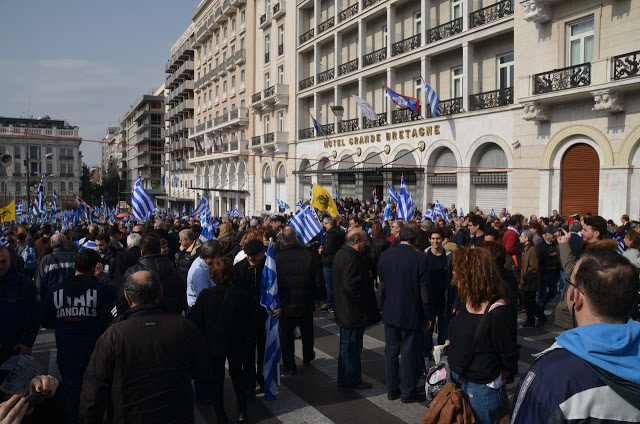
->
[311, 184, 339, 217]
[0, 200, 16, 223]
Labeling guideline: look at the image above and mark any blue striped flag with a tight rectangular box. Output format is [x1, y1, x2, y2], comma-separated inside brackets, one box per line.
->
[275, 198, 290, 211]
[182, 204, 187, 215]
[382, 198, 393, 222]
[172, 175, 179, 188]
[260, 241, 281, 400]
[423, 205, 434, 221]
[79, 239, 98, 252]
[0, 234, 9, 247]
[101, 195, 107, 214]
[373, 190, 380, 207]
[334, 185, 339, 204]
[16, 202, 22, 219]
[458, 207, 464, 218]
[311, 115, 322, 136]
[90, 209, 105, 225]
[387, 183, 399, 204]
[490, 208, 496, 219]
[434, 200, 446, 220]
[191, 196, 209, 217]
[51, 190, 58, 216]
[289, 203, 322, 245]
[424, 83, 441, 117]
[612, 234, 626, 254]
[309, 183, 313, 200]
[199, 208, 215, 242]
[131, 177, 157, 221]
[396, 177, 415, 221]
[34, 172, 45, 215]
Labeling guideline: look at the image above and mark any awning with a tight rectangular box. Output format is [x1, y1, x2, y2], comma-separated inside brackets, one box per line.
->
[293, 166, 424, 175]
[189, 186, 250, 194]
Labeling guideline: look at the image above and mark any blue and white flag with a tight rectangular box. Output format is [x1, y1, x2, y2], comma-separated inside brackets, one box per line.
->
[423, 205, 434, 221]
[289, 203, 323, 245]
[490, 209, 496, 219]
[231, 205, 239, 217]
[51, 190, 58, 216]
[0, 234, 10, 247]
[131, 177, 157, 221]
[382, 198, 393, 222]
[309, 183, 313, 200]
[171, 175, 179, 188]
[90, 209, 105, 225]
[434, 200, 446, 220]
[182, 204, 187, 215]
[612, 234, 626, 254]
[275, 198, 290, 211]
[458, 208, 464, 218]
[387, 183, 399, 204]
[424, 82, 441, 117]
[101, 195, 107, 214]
[396, 177, 415, 221]
[260, 241, 281, 400]
[34, 172, 45, 215]
[199, 210, 215, 242]
[16, 202, 22, 219]
[79, 239, 98, 252]
[334, 185, 339, 204]
[383, 83, 420, 114]
[191, 197, 209, 217]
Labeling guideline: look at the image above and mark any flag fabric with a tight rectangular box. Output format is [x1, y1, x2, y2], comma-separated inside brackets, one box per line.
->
[0, 234, 9, 247]
[191, 197, 209, 217]
[34, 172, 45, 215]
[334, 185, 339, 204]
[352, 95, 378, 120]
[458, 208, 464, 218]
[90, 209, 105, 225]
[131, 177, 157, 221]
[231, 205, 239, 217]
[373, 190, 380, 207]
[309, 183, 313, 200]
[161, 175, 166, 186]
[396, 177, 415, 221]
[260, 241, 282, 400]
[0, 201, 16, 223]
[490, 209, 496, 219]
[182, 204, 187, 215]
[289, 204, 323, 245]
[424, 82, 441, 117]
[203, 133, 213, 150]
[16, 202, 22, 219]
[194, 138, 202, 152]
[612, 234, 626, 254]
[387, 183, 399, 204]
[72, 192, 92, 211]
[275, 198, 290, 211]
[199, 210, 215, 242]
[79, 239, 98, 252]
[423, 205, 434, 221]
[52, 191, 58, 216]
[433, 200, 446, 220]
[311, 184, 339, 217]
[383, 84, 420, 114]
[382, 199, 393, 222]
[311, 115, 322, 137]
[172, 175, 179, 188]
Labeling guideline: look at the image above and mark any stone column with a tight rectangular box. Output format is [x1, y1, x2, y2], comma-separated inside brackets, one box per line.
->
[538, 168, 553, 217]
[462, 41, 474, 112]
[386, 5, 395, 58]
[457, 169, 472, 214]
[386, 67, 395, 124]
[421, 56, 430, 117]
[600, 166, 632, 219]
[358, 20, 366, 69]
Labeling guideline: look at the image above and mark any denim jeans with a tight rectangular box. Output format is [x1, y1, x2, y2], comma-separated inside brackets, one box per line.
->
[423, 305, 449, 368]
[452, 372, 502, 424]
[537, 272, 559, 307]
[57, 354, 90, 424]
[558, 270, 567, 299]
[384, 325, 421, 398]
[337, 326, 364, 388]
[323, 267, 334, 309]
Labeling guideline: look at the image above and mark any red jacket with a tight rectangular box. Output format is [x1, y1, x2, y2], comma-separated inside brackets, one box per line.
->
[503, 228, 520, 255]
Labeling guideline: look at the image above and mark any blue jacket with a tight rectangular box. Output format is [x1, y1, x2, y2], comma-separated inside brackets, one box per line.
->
[34, 247, 76, 301]
[187, 256, 214, 307]
[0, 268, 39, 363]
[511, 319, 640, 423]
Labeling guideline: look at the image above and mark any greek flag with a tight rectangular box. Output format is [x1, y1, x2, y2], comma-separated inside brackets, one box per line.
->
[260, 241, 281, 400]
[182, 204, 187, 215]
[231, 205, 239, 217]
[434, 200, 446, 220]
[194, 138, 202, 152]
[191, 196, 209, 217]
[334, 185, 339, 204]
[79, 239, 98, 252]
[309, 183, 313, 200]
[131, 177, 157, 221]
[0, 234, 9, 247]
[289, 203, 322, 245]
[199, 210, 215, 242]
[51, 191, 57, 216]
[396, 177, 415, 221]
[423, 205, 434, 221]
[275, 198, 290, 211]
[387, 183, 399, 204]
[203, 133, 213, 150]
[101, 195, 107, 214]
[16, 202, 22, 218]
[458, 208, 464, 218]
[490, 209, 496, 219]
[373, 190, 380, 207]
[612, 234, 626, 254]
[90, 209, 105, 225]
[382, 198, 393, 222]
[424, 83, 441, 117]
[34, 172, 45, 214]
[172, 175, 179, 188]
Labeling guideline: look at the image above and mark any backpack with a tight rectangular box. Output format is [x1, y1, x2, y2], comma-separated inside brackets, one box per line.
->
[21, 246, 37, 270]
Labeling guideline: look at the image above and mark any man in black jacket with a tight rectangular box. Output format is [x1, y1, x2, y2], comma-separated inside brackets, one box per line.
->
[332, 228, 380, 390]
[95, 233, 117, 279]
[117, 233, 187, 316]
[277, 227, 324, 373]
[0, 246, 39, 365]
[234, 239, 267, 395]
[79, 270, 210, 424]
[41, 249, 116, 424]
[113, 233, 141, 285]
[319, 217, 345, 313]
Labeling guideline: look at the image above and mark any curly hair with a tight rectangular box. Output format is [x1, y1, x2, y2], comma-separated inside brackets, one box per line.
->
[451, 247, 504, 310]
[209, 257, 235, 285]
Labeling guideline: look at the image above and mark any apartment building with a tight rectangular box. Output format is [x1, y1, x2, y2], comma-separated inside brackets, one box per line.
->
[164, 25, 197, 213]
[101, 127, 120, 175]
[188, 0, 255, 216]
[120, 88, 166, 205]
[0, 116, 81, 209]
[514, 0, 640, 219]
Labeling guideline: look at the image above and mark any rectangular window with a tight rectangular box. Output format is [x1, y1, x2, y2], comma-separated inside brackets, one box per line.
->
[46, 146, 53, 155]
[231, 75, 236, 88]
[241, 69, 245, 82]
[241, 9, 246, 22]
[452, 66, 463, 98]
[278, 26, 284, 54]
[29, 146, 39, 159]
[382, 26, 387, 48]
[567, 16, 594, 66]
[47, 163, 53, 174]
[498, 53, 514, 89]
[414, 78, 422, 102]
[452, 0, 463, 19]
[266, 0, 271, 14]
[13, 146, 20, 158]
[264, 115, 270, 134]
[14, 162, 21, 174]
[223, 81, 227, 92]
[265, 72, 270, 88]
[241, 99, 245, 108]
[278, 65, 284, 84]
[278, 111, 284, 132]
[414, 11, 422, 36]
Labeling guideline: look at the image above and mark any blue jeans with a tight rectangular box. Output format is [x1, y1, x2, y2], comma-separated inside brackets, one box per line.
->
[558, 270, 567, 299]
[57, 354, 90, 424]
[537, 272, 559, 307]
[452, 372, 502, 424]
[337, 326, 364, 388]
[423, 305, 449, 368]
[384, 325, 420, 398]
[323, 267, 334, 309]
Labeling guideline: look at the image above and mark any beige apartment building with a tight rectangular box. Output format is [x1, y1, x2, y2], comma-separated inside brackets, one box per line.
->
[188, 0, 255, 216]
[101, 127, 119, 176]
[163, 25, 197, 213]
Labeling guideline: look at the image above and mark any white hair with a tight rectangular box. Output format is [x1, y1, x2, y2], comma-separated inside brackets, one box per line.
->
[127, 233, 142, 247]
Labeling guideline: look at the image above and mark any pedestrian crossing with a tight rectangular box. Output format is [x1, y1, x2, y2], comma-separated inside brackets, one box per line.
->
[31, 305, 561, 424]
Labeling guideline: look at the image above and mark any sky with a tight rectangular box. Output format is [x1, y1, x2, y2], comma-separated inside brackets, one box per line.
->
[0, 0, 198, 166]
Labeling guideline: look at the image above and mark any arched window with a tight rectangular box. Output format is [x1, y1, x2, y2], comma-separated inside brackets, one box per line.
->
[276, 163, 286, 201]
[68, 182, 73, 192]
[60, 182, 66, 193]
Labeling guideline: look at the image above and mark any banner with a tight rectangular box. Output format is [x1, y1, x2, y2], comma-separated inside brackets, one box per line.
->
[0, 201, 16, 223]
[311, 184, 339, 217]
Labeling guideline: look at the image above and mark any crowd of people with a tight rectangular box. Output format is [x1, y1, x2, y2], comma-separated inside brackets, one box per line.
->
[0, 199, 638, 424]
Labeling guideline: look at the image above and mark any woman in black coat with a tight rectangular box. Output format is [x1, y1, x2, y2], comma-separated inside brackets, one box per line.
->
[188, 257, 251, 423]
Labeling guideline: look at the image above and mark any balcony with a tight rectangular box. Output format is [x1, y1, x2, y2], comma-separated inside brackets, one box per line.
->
[318, 123, 335, 135]
[238, 81, 246, 93]
[362, 0, 383, 10]
[317, 68, 335, 84]
[338, 3, 358, 23]
[299, 127, 315, 140]
[234, 49, 246, 65]
[614, 50, 640, 80]
[262, 131, 289, 153]
[299, 28, 314, 45]
[238, 20, 246, 34]
[338, 58, 358, 76]
[391, 109, 422, 124]
[225, 56, 235, 71]
[250, 84, 289, 113]
[534, 63, 591, 94]
[339, 118, 359, 133]
[251, 135, 262, 146]
[363, 47, 387, 67]
[259, 12, 272, 29]
[392, 34, 421, 57]
[438, 97, 463, 116]
[166, 60, 194, 88]
[469, 0, 514, 29]
[363, 112, 387, 129]
[317, 17, 335, 35]
[222, 0, 234, 15]
[427, 18, 462, 44]
[470, 87, 513, 111]
[231, 0, 246, 7]
[215, 7, 224, 24]
[299, 76, 314, 90]
[212, 66, 222, 80]
[272, 1, 285, 20]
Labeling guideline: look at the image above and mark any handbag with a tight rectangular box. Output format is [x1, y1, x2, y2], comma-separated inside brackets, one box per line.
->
[423, 297, 499, 424]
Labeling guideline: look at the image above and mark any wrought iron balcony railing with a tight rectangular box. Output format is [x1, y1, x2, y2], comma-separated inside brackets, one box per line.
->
[264, 85, 275, 98]
[469, 87, 513, 111]
[362, 112, 388, 129]
[533, 63, 591, 94]
[317, 16, 335, 35]
[338, 3, 358, 22]
[392, 34, 421, 56]
[317, 68, 335, 84]
[264, 132, 275, 143]
[340, 118, 359, 133]
[438, 97, 463, 116]
[259, 14, 267, 25]
[362, 0, 383, 10]
[613, 49, 640, 80]
[299, 127, 315, 139]
[251, 135, 261, 146]
[427, 18, 462, 44]
[319, 123, 335, 135]
[339, 58, 358, 76]
[300, 28, 314, 44]
[251, 92, 262, 103]
[469, 0, 514, 29]
[272, 2, 281, 15]
[363, 47, 387, 67]
[391, 109, 421, 124]
[299, 76, 314, 90]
